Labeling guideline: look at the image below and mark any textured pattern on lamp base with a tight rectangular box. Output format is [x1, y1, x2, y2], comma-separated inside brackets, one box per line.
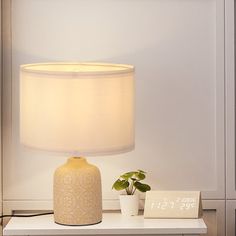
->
[53, 157, 102, 225]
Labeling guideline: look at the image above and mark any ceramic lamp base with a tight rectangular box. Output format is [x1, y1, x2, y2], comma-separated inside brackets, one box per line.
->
[53, 157, 102, 226]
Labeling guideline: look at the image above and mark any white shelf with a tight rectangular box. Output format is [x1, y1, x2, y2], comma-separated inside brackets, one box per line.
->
[3, 213, 207, 235]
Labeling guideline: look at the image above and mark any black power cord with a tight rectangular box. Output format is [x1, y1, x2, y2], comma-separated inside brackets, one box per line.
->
[0, 212, 54, 218]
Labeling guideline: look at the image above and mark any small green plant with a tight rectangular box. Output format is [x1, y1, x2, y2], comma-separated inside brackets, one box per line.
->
[112, 170, 151, 195]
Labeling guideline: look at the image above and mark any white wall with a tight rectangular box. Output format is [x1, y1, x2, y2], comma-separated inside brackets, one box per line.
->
[2, 0, 233, 235]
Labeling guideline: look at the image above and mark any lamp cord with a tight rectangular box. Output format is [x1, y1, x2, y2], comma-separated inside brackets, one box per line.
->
[0, 212, 54, 218]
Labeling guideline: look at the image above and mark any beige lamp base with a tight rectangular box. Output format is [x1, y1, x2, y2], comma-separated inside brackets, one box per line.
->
[53, 157, 102, 226]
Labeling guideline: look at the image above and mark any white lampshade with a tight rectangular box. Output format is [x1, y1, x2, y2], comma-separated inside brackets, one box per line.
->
[20, 62, 134, 156]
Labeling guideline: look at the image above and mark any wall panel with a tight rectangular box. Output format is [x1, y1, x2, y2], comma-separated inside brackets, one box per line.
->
[203, 200, 225, 236]
[225, 0, 236, 235]
[225, 0, 236, 199]
[2, 0, 226, 210]
[1, 0, 12, 233]
[226, 201, 236, 236]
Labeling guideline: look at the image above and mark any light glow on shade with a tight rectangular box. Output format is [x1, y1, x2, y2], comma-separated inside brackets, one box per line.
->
[21, 62, 134, 75]
[20, 62, 135, 156]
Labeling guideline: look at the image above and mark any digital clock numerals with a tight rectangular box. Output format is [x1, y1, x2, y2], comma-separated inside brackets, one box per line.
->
[177, 197, 197, 210]
[151, 200, 174, 210]
[150, 197, 197, 211]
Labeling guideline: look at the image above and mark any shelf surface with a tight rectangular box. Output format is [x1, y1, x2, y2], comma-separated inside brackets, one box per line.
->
[3, 213, 207, 235]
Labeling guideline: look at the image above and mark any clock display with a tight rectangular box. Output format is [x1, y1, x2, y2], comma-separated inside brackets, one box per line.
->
[150, 197, 197, 211]
[144, 191, 202, 219]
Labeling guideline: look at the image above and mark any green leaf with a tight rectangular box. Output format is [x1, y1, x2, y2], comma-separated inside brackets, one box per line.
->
[112, 179, 129, 191]
[120, 172, 136, 180]
[138, 169, 146, 173]
[135, 172, 146, 180]
[134, 182, 151, 192]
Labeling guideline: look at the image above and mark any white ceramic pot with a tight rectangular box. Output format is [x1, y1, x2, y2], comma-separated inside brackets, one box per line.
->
[119, 194, 139, 216]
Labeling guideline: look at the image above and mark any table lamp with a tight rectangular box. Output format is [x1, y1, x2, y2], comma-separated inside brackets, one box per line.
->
[20, 62, 135, 226]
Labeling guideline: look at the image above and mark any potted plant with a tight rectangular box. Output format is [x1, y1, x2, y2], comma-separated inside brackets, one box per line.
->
[112, 170, 151, 216]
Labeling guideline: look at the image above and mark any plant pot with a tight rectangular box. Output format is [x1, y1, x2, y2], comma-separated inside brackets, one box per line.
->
[119, 194, 139, 216]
